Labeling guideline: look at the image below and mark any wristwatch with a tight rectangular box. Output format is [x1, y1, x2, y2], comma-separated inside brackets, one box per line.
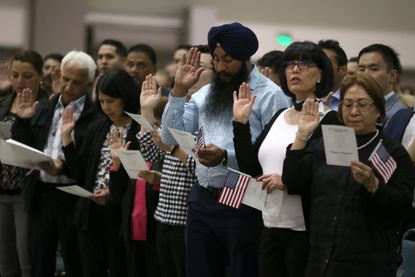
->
[221, 150, 228, 166]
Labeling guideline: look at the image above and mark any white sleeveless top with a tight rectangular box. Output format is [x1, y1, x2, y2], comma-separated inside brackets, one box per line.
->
[258, 108, 306, 231]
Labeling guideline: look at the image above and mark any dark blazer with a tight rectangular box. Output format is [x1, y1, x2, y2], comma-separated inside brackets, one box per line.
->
[233, 108, 340, 229]
[11, 93, 98, 212]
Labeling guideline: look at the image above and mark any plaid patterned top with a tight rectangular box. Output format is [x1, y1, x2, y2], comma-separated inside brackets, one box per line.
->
[138, 131, 197, 226]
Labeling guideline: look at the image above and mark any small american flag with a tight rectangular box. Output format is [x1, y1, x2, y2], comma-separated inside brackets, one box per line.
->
[192, 126, 205, 153]
[369, 141, 397, 184]
[218, 169, 251, 209]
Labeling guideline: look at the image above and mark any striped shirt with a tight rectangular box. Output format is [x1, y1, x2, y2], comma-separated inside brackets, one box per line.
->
[138, 131, 196, 226]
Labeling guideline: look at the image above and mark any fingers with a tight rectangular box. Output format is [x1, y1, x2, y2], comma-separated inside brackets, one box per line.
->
[124, 141, 131, 150]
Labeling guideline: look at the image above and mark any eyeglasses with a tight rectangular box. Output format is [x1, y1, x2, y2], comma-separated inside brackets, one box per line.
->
[284, 60, 317, 72]
[340, 99, 375, 111]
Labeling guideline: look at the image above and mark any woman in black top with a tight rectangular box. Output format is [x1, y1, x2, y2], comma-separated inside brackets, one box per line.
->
[0, 50, 47, 277]
[233, 41, 339, 277]
[61, 69, 139, 277]
[282, 73, 415, 277]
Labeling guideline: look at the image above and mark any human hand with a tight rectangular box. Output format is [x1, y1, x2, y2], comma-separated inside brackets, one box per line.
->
[141, 74, 161, 110]
[321, 91, 334, 107]
[257, 173, 287, 194]
[151, 131, 172, 152]
[138, 170, 161, 185]
[89, 188, 110, 205]
[61, 106, 75, 146]
[232, 82, 255, 124]
[173, 47, 204, 97]
[0, 63, 11, 92]
[197, 144, 225, 167]
[297, 98, 320, 138]
[350, 160, 379, 193]
[109, 131, 130, 170]
[51, 68, 62, 96]
[39, 159, 64, 176]
[15, 88, 38, 118]
[260, 67, 273, 79]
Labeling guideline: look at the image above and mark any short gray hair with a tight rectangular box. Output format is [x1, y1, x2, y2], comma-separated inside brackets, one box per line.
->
[61, 50, 97, 81]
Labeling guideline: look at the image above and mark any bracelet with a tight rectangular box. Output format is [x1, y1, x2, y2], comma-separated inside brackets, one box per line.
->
[221, 150, 228, 166]
[296, 132, 312, 142]
[170, 144, 179, 155]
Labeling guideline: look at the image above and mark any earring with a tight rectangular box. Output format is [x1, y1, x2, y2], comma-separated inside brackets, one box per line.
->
[317, 80, 321, 84]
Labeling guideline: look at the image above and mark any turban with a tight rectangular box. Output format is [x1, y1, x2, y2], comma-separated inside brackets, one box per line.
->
[207, 22, 258, 61]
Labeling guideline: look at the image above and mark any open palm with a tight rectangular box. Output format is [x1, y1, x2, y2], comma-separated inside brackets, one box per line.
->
[15, 88, 38, 119]
[141, 74, 161, 110]
[173, 47, 204, 96]
[298, 98, 320, 135]
[233, 82, 255, 124]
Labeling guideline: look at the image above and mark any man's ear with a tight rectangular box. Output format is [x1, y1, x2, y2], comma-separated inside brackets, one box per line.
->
[389, 69, 399, 85]
[339, 64, 347, 78]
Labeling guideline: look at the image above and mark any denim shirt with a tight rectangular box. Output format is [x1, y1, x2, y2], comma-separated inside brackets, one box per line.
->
[161, 65, 291, 188]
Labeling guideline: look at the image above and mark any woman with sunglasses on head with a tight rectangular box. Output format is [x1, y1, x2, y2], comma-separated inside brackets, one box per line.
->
[0, 50, 47, 277]
[282, 73, 415, 277]
[233, 41, 339, 277]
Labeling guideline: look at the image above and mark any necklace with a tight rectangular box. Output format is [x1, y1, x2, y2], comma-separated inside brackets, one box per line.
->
[357, 129, 379, 150]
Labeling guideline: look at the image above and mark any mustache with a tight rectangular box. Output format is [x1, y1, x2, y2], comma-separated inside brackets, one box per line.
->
[218, 71, 233, 79]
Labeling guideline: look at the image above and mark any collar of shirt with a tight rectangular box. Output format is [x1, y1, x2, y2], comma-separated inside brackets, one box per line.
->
[56, 94, 87, 121]
[384, 91, 395, 101]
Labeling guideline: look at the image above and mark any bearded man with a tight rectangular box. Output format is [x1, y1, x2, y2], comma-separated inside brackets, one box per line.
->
[161, 22, 291, 277]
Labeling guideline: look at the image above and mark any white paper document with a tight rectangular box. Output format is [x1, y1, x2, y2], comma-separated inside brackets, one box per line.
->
[242, 179, 283, 213]
[118, 150, 149, 179]
[125, 112, 154, 131]
[0, 139, 52, 169]
[167, 127, 197, 158]
[0, 122, 11, 139]
[322, 125, 358, 166]
[56, 185, 93, 198]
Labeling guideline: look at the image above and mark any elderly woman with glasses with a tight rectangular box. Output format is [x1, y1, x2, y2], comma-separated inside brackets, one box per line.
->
[282, 73, 415, 277]
[233, 41, 340, 277]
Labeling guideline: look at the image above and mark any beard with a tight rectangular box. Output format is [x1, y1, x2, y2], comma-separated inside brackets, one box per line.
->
[204, 63, 249, 121]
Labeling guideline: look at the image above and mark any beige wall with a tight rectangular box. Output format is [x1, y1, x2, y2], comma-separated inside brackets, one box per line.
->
[88, 0, 415, 32]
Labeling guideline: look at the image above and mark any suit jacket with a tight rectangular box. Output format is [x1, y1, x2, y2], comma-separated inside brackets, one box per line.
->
[11, 93, 98, 212]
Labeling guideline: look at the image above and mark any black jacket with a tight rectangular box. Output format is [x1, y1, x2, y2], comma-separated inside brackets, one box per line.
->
[11, 94, 98, 211]
[282, 132, 415, 277]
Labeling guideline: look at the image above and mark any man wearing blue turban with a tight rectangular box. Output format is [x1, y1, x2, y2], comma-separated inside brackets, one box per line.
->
[161, 22, 291, 277]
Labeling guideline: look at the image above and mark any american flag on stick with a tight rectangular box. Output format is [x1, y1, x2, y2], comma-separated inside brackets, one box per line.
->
[369, 140, 397, 184]
[192, 126, 205, 154]
[218, 168, 251, 209]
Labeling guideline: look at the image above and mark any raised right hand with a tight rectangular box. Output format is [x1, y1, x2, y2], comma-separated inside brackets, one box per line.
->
[140, 74, 161, 110]
[15, 88, 38, 119]
[297, 98, 320, 137]
[232, 82, 256, 124]
[109, 131, 130, 170]
[61, 106, 75, 141]
[172, 47, 204, 97]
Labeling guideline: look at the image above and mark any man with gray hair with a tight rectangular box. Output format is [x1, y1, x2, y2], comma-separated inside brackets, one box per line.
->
[11, 50, 99, 277]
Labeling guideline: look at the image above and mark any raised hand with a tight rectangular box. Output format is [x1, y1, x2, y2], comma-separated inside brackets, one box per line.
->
[109, 131, 130, 170]
[141, 74, 161, 110]
[15, 88, 38, 119]
[260, 67, 272, 79]
[61, 106, 75, 146]
[297, 98, 320, 138]
[173, 47, 204, 97]
[51, 68, 62, 96]
[0, 63, 11, 91]
[257, 173, 287, 194]
[233, 82, 256, 124]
